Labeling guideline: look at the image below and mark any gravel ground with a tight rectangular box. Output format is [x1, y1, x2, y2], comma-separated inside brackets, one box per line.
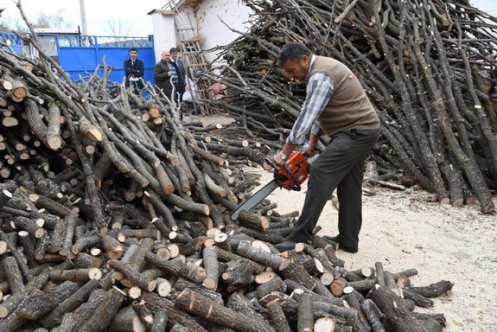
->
[254, 167, 497, 332]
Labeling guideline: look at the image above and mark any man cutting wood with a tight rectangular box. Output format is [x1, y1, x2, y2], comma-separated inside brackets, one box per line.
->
[274, 42, 380, 253]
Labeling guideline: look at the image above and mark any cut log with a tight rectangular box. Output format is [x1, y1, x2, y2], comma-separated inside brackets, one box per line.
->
[16, 280, 80, 320]
[314, 317, 336, 332]
[407, 280, 454, 298]
[155, 277, 172, 297]
[0, 188, 13, 208]
[221, 258, 255, 288]
[46, 101, 63, 150]
[78, 116, 103, 142]
[257, 275, 286, 298]
[2, 256, 25, 294]
[297, 292, 314, 332]
[330, 278, 348, 297]
[360, 299, 386, 332]
[109, 306, 146, 332]
[369, 285, 427, 332]
[255, 271, 277, 285]
[320, 272, 335, 286]
[39, 278, 103, 329]
[266, 299, 292, 332]
[0, 78, 13, 90]
[238, 210, 270, 230]
[108, 260, 156, 291]
[49, 268, 102, 283]
[11, 79, 28, 101]
[74, 252, 102, 268]
[150, 309, 168, 332]
[175, 288, 275, 332]
[76, 287, 126, 332]
[202, 245, 219, 290]
[236, 241, 289, 271]
[100, 234, 124, 259]
[132, 300, 154, 330]
[142, 292, 208, 332]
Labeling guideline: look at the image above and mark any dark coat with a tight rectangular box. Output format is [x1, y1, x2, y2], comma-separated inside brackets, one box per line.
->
[124, 58, 144, 87]
[153, 60, 173, 97]
[169, 60, 186, 95]
[171, 59, 186, 85]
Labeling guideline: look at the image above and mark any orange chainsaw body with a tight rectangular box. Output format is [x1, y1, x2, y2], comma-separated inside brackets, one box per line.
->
[275, 151, 310, 191]
[230, 151, 313, 220]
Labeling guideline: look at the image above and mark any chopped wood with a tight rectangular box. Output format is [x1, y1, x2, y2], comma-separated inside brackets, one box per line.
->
[175, 288, 274, 332]
[0, 2, 462, 330]
[205, 0, 497, 213]
[314, 317, 336, 332]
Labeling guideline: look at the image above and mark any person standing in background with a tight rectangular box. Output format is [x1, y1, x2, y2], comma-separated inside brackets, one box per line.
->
[124, 48, 144, 94]
[153, 50, 173, 99]
[169, 47, 186, 102]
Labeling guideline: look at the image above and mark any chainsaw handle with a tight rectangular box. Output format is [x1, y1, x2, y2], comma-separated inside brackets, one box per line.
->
[264, 157, 277, 170]
[265, 156, 301, 190]
[303, 147, 321, 158]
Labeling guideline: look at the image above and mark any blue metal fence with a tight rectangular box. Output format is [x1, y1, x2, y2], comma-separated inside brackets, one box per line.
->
[0, 31, 24, 55]
[45, 34, 156, 84]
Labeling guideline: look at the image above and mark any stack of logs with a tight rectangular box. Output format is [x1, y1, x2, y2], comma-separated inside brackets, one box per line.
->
[201, 0, 497, 214]
[0, 191, 455, 332]
[0, 47, 454, 332]
[0, 5, 453, 331]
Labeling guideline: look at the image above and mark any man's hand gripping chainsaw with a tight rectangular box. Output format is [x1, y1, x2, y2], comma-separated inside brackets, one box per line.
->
[230, 151, 312, 220]
[265, 151, 310, 191]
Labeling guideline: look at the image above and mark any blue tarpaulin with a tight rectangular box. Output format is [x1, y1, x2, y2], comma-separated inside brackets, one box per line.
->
[0, 31, 23, 55]
[40, 33, 156, 84]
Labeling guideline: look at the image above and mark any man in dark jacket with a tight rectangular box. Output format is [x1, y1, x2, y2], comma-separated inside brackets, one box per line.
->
[274, 43, 380, 253]
[169, 47, 186, 102]
[124, 48, 144, 94]
[153, 50, 173, 99]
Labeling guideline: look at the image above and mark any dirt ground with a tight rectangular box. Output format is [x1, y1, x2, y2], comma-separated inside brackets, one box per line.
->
[190, 113, 497, 331]
[254, 167, 497, 332]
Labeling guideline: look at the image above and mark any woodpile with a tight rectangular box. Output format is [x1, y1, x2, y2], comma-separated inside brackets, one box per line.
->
[0, 194, 455, 332]
[0, 45, 454, 331]
[0, 3, 454, 331]
[202, 0, 497, 213]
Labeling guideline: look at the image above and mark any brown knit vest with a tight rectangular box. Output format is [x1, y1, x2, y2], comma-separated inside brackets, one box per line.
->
[309, 56, 380, 136]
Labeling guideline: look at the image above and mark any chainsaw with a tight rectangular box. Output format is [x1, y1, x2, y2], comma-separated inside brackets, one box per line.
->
[230, 151, 316, 220]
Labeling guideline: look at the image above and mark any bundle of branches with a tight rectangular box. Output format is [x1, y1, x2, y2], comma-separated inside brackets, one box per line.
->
[201, 0, 497, 213]
[0, 0, 280, 229]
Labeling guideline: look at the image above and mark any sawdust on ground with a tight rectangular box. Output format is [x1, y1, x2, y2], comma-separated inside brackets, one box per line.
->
[191, 113, 497, 331]
[254, 167, 497, 332]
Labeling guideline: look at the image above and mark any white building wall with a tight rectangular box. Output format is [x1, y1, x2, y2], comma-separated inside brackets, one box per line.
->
[150, 1, 253, 65]
[150, 11, 177, 63]
[194, 0, 253, 63]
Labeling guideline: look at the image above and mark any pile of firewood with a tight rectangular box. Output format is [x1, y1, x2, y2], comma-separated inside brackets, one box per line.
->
[201, 0, 497, 214]
[0, 42, 453, 332]
[0, 3, 455, 331]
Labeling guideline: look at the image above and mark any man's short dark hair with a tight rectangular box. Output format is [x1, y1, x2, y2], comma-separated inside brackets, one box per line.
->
[170, 47, 179, 53]
[277, 43, 312, 66]
[130, 47, 138, 52]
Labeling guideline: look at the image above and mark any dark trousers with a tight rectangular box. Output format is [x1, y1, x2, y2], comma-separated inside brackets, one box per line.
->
[173, 83, 185, 103]
[287, 128, 380, 249]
